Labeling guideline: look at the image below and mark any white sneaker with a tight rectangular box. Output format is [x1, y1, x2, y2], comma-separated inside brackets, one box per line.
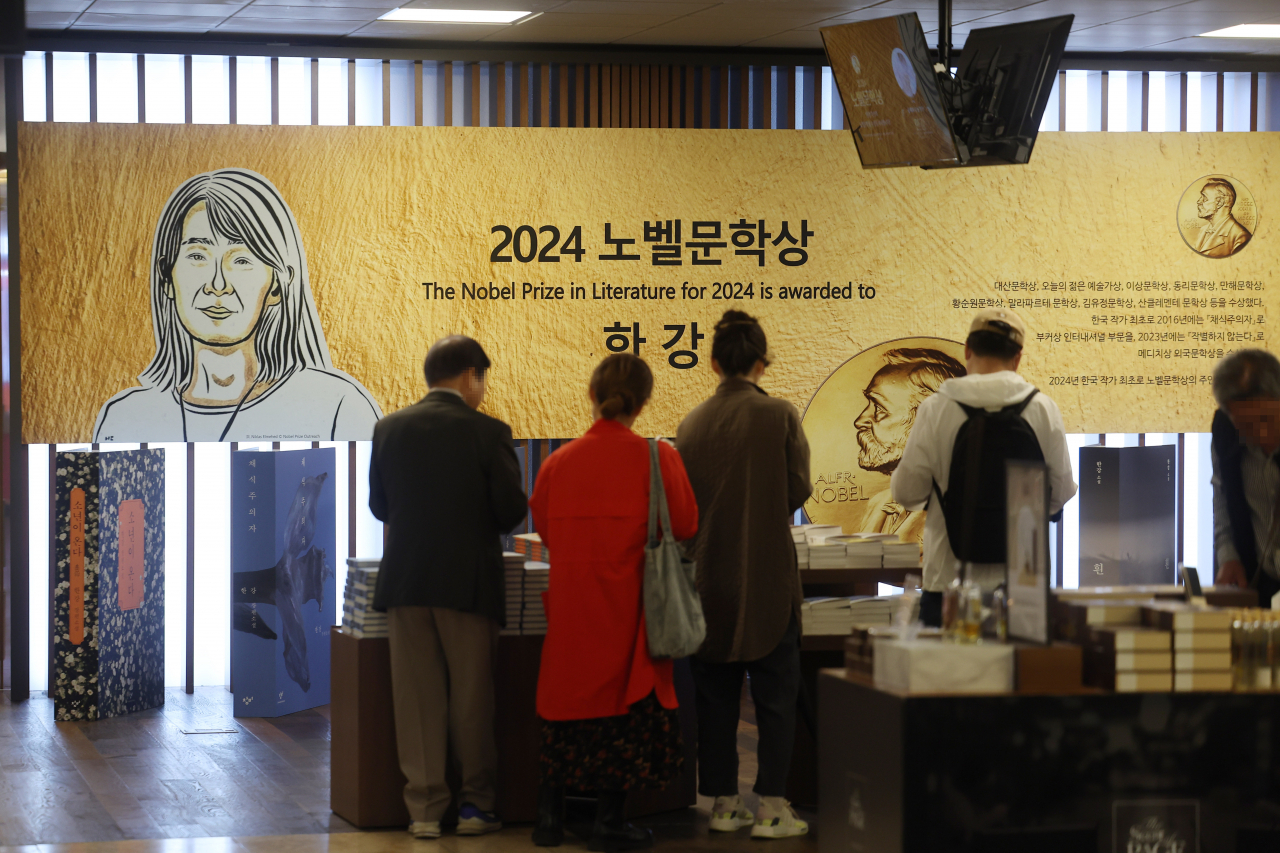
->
[410, 821, 442, 839]
[708, 795, 754, 832]
[751, 797, 808, 839]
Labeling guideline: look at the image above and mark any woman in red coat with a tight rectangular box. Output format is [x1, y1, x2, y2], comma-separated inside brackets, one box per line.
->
[529, 353, 698, 852]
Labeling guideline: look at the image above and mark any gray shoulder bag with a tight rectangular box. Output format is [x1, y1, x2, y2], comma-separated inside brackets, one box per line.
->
[644, 439, 706, 659]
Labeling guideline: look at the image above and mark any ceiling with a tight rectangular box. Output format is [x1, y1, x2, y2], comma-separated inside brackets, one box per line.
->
[25, 0, 1280, 55]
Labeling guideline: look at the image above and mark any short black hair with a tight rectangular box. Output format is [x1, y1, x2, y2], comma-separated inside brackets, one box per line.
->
[423, 336, 491, 386]
[966, 329, 1022, 362]
[1213, 348, 1280, 408]
[711, 310, 770, 377]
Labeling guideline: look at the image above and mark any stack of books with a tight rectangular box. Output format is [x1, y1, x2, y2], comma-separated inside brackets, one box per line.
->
[1143, 603, 1233, 691]
[883, 540, 922, 569]
[502, 553, 550, 636]
[848, 596, 897, 626]
[1086, 626, 1172, 692]
[804, 525, 842, 544]
[1055, 598, 1146, 644]
[835, 537, 883, 569]
[801, 597, 856, 635]
[801, 596, 897, 635]
[808, 542, 852, 569]
[342, 558, 387, 639]
[512, 533, 550, 562]
[791, 527, 811, 569]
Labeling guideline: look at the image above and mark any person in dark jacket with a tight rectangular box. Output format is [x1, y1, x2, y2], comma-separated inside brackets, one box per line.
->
[1211, 348, 1280, 607]
[369, 335, 527, 839]
[675, 310, 812, 840]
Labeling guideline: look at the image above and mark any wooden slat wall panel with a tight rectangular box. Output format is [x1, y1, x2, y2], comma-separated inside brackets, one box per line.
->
[779, 65, 792, 130]
[541, 63, 551, 127]
[614, 64, 624, 128]
[495, 61, 507, 128]
[312, 58, 321, 126]
[472, 62, 482, 127]
[519, 62, 530, 127]
[29, 55, 1280, 134]
[444, 61, 454, 127]
[720, 66, 730, 129]
[560, 63, 570, 128]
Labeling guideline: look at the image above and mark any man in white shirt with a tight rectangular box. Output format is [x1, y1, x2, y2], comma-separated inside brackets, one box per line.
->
[890, 308, 1078, 625]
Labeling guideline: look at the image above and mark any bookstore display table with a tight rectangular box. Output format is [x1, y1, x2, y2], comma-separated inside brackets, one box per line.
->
[330, 629, 697, 827]
[816, 668, 1280, 853]
[784, 566, 914, 808]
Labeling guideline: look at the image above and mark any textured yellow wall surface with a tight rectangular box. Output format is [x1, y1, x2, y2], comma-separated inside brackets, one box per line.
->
[18, 123, 1275, 442]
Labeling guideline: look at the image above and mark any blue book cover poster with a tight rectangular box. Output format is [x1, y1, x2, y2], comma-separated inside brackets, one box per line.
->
[231, 447, 336, 717]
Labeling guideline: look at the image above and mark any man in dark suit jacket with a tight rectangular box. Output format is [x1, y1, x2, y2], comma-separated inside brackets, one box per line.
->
[1210, 348, 1280, 608]
[370, 335, 527, 839]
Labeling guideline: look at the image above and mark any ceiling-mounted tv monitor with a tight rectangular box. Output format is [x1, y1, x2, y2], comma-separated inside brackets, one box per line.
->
[946, 15, 1074, 167]
[821, 12, 1073, 170]
[820, 14, 962, 169]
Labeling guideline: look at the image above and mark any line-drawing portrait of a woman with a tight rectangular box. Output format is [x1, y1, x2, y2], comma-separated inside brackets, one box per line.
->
[94, 169, 382, 442]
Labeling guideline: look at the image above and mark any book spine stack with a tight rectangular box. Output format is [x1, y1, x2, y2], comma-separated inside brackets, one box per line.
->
[513, 535, 550, 563]
[502, 554, 549, 636]
[342, 565, 386, 639]
[1084, 627, 1172, 692]
[1141, 604, 1232, 691]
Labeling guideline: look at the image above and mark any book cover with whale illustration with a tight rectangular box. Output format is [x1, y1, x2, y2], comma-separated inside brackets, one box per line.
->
[231, 447, 336, 717]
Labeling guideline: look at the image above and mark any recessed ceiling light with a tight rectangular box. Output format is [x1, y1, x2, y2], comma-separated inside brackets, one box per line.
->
[379, 8, 532, 24]
[1200, 24, 1280, 38]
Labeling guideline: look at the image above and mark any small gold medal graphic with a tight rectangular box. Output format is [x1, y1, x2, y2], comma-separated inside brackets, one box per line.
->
[802, 337, 965, 542]
[1178, 174, 1257, 259]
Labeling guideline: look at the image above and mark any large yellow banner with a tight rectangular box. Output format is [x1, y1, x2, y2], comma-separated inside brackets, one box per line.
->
[19, 123, 1274, 455]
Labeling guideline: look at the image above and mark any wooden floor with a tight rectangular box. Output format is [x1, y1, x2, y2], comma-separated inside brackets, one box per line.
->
[0, 687, 815, 852]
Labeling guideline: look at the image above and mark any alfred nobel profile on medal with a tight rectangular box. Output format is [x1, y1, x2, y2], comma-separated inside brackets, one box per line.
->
[1192, 178, 1252, 259]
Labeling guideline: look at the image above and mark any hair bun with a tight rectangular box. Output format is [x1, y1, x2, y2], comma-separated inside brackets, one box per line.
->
[589, 354, 654, 421]
[715, 309, 755, 333]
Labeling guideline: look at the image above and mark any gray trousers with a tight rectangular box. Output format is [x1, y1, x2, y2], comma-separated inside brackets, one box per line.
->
[388, 606, 499, 822]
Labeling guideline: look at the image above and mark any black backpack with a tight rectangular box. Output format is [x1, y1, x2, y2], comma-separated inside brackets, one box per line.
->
[933, 390, 1044, 564]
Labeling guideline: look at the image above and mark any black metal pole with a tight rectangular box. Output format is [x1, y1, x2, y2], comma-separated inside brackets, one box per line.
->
[5, 57, 29, 702]
[938, 0, 953, 71]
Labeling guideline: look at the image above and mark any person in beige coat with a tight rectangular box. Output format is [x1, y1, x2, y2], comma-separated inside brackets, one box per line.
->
[675, 310, 812, 840]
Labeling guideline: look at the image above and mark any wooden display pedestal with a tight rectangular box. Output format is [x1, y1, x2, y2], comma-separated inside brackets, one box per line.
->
[331, 628, 697, 827]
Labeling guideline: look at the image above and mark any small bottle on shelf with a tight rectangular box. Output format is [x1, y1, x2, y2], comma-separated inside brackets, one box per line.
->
[942, 575, 963, 642]
[1232, 609, 1247, 691]
[1251, 612, 1272, 691]
[960, 579, 983, 644]
[990, 585, 1008, 643]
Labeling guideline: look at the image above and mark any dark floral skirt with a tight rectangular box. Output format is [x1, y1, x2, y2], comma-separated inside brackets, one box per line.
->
[540, 692, 684, 792]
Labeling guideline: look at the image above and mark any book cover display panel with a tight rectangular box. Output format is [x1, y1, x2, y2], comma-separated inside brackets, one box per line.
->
[53, 449, 166, 721]
[231, 447, 336, 717]
[1079, 445, 1176, 587]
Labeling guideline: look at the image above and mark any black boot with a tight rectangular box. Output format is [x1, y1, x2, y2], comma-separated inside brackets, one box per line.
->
[531, 784, 565, 847]
[587, 790, 653, 853]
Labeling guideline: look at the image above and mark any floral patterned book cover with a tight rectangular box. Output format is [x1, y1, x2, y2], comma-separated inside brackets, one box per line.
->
[54, 449, 166, 721]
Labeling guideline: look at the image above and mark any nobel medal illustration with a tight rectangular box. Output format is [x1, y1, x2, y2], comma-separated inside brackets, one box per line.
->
[1178, 174, 1257, 259]
[802, 338, 965, 540]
